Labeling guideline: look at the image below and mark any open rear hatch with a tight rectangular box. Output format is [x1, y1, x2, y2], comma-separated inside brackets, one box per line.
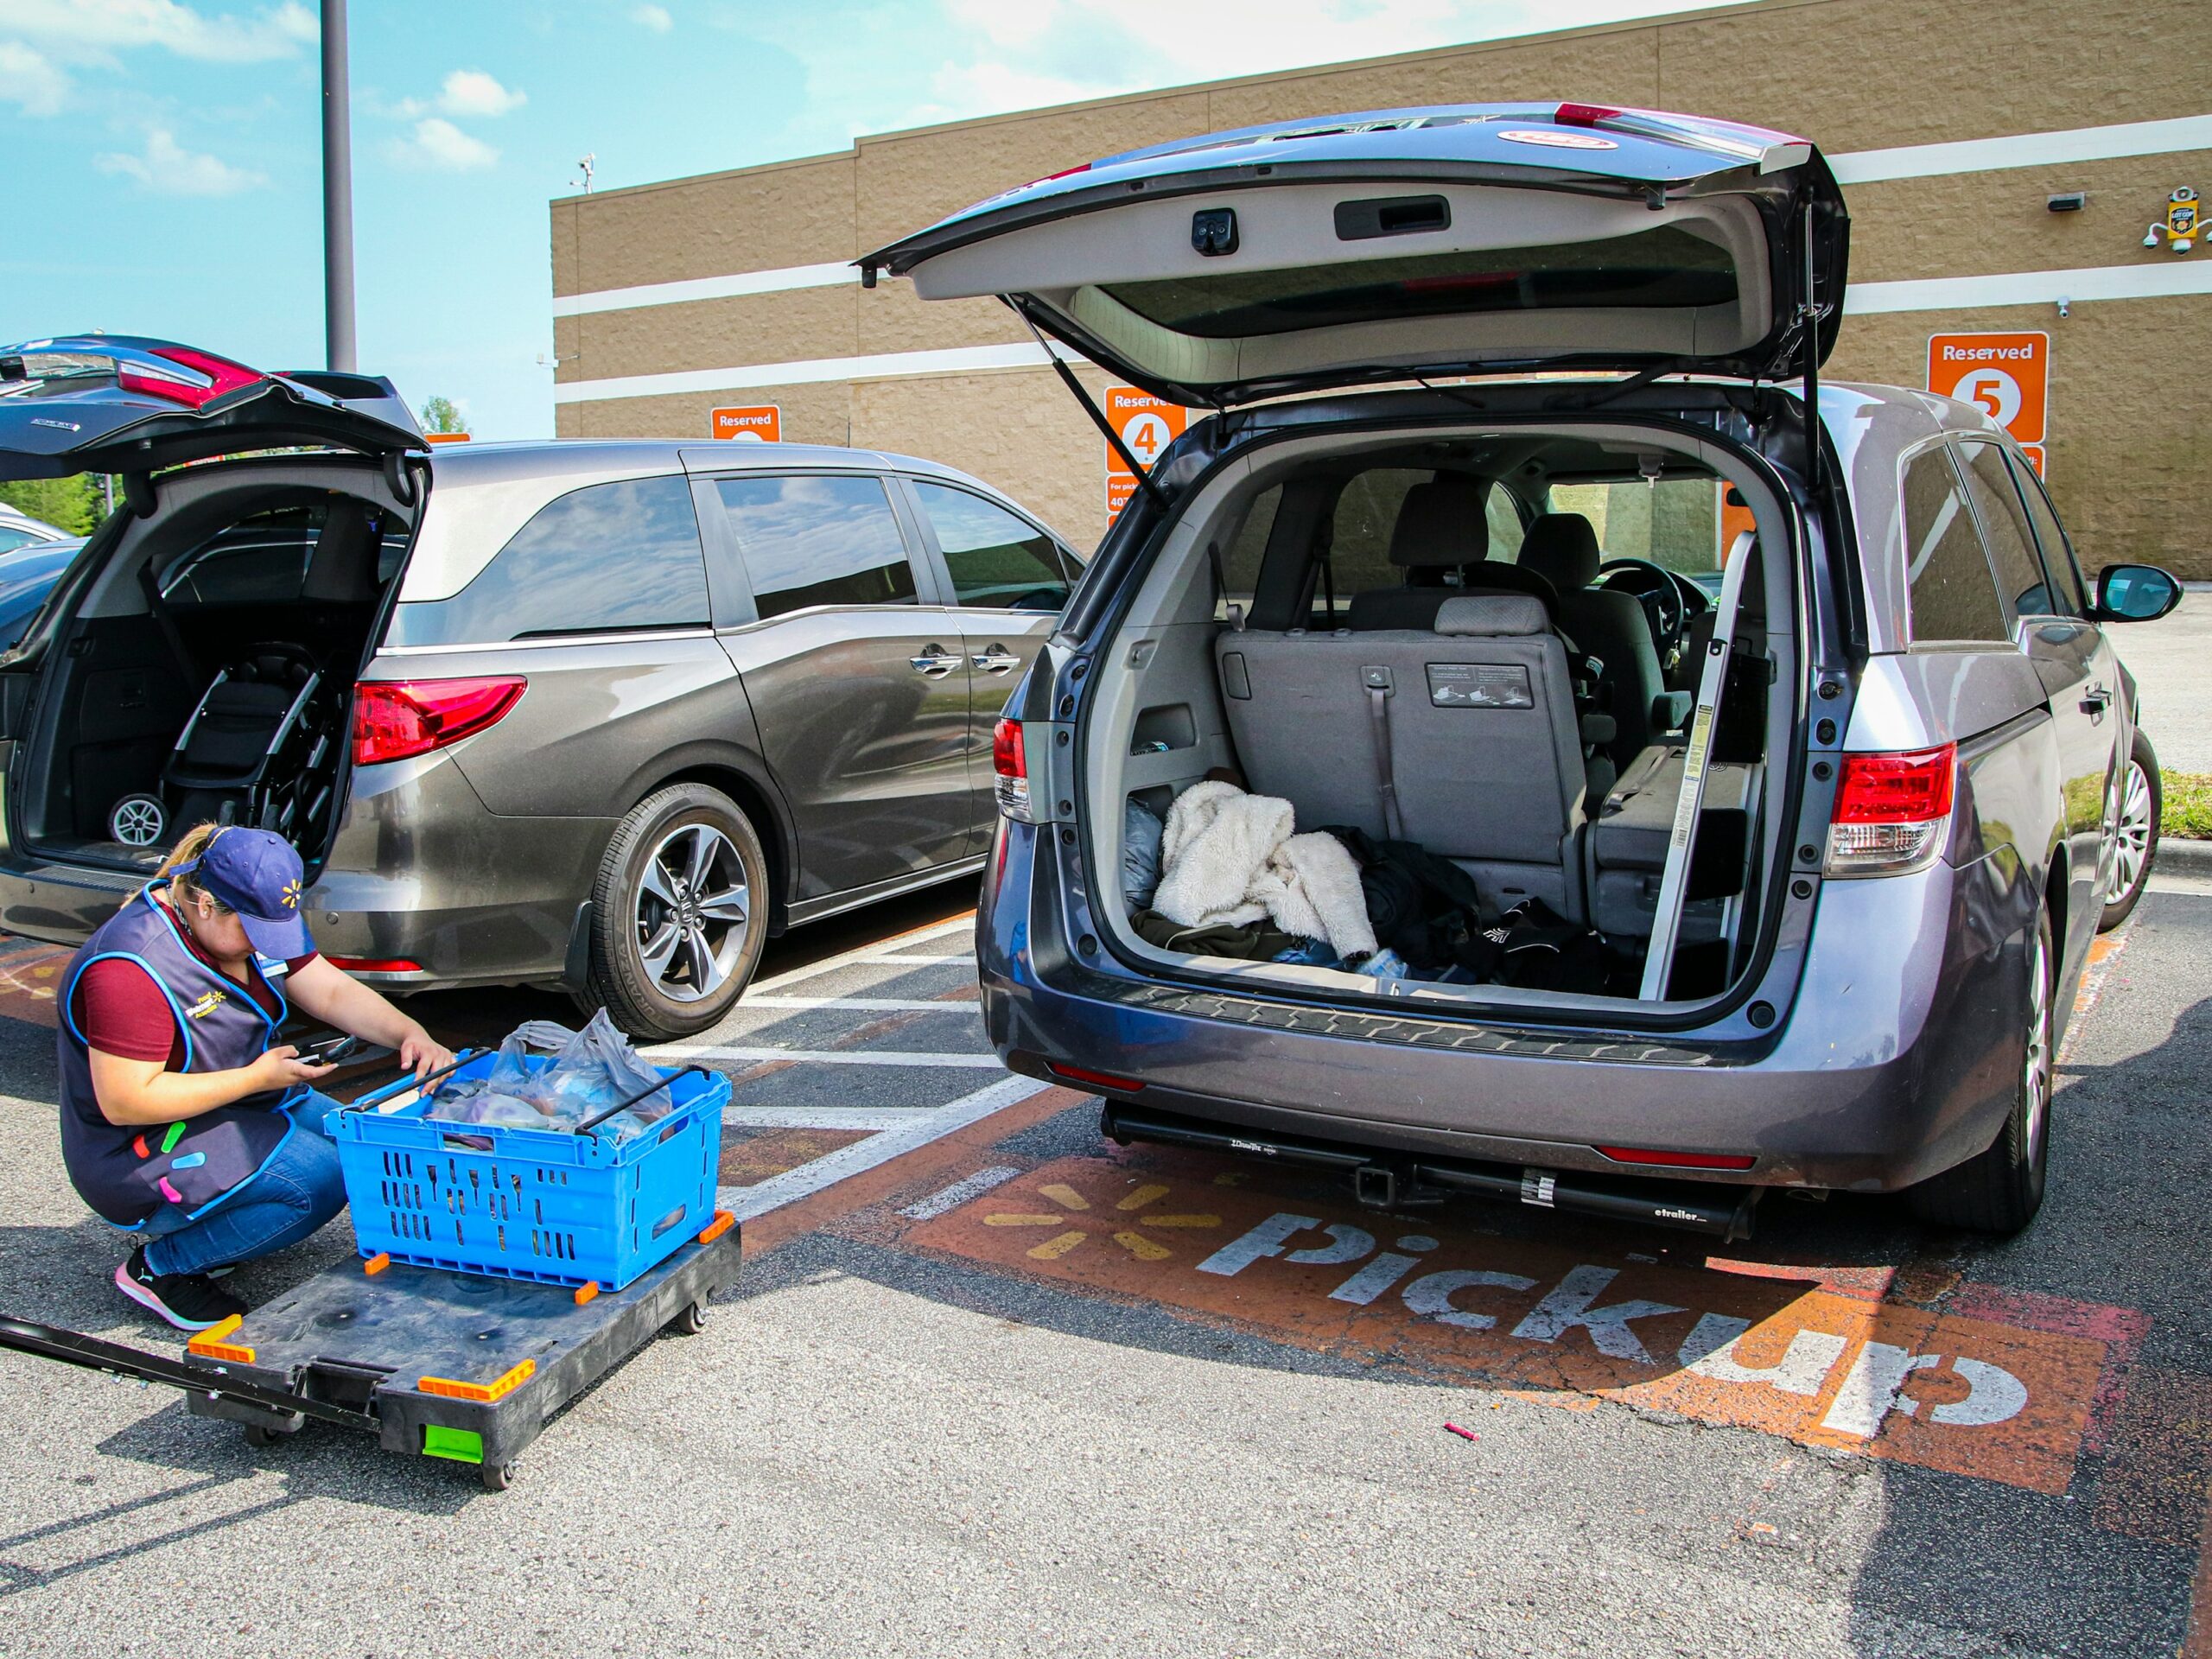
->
[861, 103, 1848, 407]
[0, 336, 425, 480]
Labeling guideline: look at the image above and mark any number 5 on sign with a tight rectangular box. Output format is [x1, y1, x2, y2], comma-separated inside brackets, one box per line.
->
[1927, 333, 2048, 447]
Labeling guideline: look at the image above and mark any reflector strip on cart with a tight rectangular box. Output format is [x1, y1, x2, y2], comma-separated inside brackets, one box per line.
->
[417, 1357, 535, 1402]
[186, 1313, 255, 1364]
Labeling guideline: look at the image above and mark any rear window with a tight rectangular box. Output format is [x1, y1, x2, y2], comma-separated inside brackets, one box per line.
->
[1099, 226, 1738, 340]
[716, 474, 917, 620]
[1902, 449, 2008, 644]
[386, 475, 709, 645]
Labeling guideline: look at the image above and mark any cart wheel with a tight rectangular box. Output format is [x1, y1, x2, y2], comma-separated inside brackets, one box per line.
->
[669, 1297, 709, 1336]
[480, 1461, 515, 1492]
[243, 1425, 280, 1448]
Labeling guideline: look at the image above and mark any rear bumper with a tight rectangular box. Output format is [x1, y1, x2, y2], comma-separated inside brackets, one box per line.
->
[0, 753, 612, 991]
[978, 821, 2037, 1194]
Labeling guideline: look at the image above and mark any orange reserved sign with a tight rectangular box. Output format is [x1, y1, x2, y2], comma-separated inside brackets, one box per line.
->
[1928, 332, 2048, 445]
[711, 404, 781, 442]
[1103, 386, 1188, 524]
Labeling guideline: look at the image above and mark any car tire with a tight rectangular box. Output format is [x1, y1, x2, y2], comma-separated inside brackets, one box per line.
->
[2099, 728, 2159, 931]
[586, 783, 767, 1041]
[1908, 905, 2054, 1235]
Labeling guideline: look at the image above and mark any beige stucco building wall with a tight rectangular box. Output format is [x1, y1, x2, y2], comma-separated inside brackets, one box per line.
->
[549, 0, 2212, 575]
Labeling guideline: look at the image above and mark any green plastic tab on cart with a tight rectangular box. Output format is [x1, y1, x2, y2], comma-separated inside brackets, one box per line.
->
[160, 1122, 187, 1154]
[422, 1425, 484, 1465]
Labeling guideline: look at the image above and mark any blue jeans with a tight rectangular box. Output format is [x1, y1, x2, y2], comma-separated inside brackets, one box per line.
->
[140, 1091, 350, 1278]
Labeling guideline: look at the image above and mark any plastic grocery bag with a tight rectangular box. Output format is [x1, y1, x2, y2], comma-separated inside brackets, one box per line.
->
[426, 1011, 676, 1142]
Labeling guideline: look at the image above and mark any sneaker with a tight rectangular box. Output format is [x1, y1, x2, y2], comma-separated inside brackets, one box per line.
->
[115, 1247, 246, 1332]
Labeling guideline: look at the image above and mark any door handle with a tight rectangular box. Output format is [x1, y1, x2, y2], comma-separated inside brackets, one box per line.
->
[909, 646, 962, 677]
[972, 646, 1022, 674]
[2080, 683, 2111, 718]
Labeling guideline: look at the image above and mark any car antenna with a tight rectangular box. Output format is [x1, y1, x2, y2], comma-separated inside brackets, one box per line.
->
[1007, 300, 1170, 515]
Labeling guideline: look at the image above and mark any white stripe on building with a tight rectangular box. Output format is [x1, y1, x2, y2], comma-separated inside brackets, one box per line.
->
[550, 261, 2212, 404]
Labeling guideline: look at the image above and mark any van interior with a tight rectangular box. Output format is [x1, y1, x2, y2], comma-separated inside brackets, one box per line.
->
[18, 473, 411, 874]
[1087, 424, 1796, 1015]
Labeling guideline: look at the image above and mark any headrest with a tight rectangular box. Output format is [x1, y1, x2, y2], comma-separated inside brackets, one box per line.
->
[1387, 476, 1490, 569]
[1516, 512, 1602, 591]
[1434, 594, 1548, 638]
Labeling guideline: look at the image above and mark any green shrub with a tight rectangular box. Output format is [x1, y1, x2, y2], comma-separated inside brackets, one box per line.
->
[2164, 772, 2212, 841]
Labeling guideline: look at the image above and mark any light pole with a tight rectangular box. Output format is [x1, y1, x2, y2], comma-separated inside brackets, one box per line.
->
[321, 0, 357, 372]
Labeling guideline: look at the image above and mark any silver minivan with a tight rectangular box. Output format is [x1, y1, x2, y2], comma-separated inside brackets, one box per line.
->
[863, 103, 2179, 1236]
[0, 339, 1080, 1035]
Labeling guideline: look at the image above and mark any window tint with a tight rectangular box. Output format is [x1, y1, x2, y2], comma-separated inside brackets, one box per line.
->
[1901, 449, 2007, 643]
[2006, 456, 2088, 615]
[162, 505, 323, 605]
[1326, 468, 1427, 607]
[1100, 225, 1737, 340]
[914, 482, 1068, 612]
[1959, 442, 2054, 618]
[1485, 483, 1525, 560]
[716, 474, 916, 620]
[387, 475, 707, 646]
[1215, 484, 1279, 622]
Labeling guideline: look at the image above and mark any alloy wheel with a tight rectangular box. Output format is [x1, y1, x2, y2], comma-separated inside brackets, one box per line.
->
[111, 797, 166, 847]
[2108, 759, 2154, 902]
[2022, 924, 2053, 1168]
[632, 822, 751, 1004]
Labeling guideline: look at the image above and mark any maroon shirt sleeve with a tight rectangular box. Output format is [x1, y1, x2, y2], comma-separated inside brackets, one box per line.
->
[77, 958, 184, 1064]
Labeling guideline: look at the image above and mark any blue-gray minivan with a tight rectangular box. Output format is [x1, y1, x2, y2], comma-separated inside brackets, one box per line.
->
[861, 103, 2179, 1237]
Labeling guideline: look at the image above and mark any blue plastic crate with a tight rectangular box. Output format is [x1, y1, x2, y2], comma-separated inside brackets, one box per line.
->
[332, 1051, 728, 1291]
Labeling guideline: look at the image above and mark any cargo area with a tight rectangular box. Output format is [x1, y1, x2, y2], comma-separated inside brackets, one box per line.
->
[1084, 420, 1798, 1015]
[12, 462, 413, 876]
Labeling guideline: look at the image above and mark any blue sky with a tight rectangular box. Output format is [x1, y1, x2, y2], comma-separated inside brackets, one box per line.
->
[0, 0, 1726, 440]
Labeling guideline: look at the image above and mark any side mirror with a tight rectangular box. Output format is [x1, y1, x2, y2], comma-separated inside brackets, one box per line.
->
[2093, 563, 2182, 623]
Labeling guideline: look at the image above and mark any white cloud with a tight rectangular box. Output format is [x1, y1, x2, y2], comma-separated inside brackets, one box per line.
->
[389, 68, 527, 121]
[630, 3, 672, 31]
[433, 68, 524, 118]
[0, 0, 315, 64]
[390, 116, 499, 171]
[94, 127, 265, 194]
[0, 40, 68, 113]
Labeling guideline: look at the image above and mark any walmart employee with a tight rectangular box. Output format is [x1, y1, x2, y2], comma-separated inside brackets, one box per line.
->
[56, 823, 454, 1330]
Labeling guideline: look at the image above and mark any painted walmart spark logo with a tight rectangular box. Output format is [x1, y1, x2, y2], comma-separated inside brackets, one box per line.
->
[984, 1180, 1220, 1262]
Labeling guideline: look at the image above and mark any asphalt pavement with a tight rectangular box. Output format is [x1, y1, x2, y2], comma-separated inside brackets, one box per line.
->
[0, 870, 2205, 1656]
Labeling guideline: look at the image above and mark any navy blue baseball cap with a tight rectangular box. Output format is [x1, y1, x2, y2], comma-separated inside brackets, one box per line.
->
[176, 828, 313, 958]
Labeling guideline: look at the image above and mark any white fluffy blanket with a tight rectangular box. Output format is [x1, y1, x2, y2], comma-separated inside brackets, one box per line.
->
[1152, 780, 1377, 958]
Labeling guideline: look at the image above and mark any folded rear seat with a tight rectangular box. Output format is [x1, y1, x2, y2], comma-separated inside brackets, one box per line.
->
[1586, 744, 1754, 944]
[1216, 594, 1590, 923]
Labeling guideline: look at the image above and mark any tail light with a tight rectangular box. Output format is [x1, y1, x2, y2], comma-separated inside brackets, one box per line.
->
[118, 346, 261, 409]
[1046, 1061, 1143, 1093]
[352, 677, 524, 766]
[991, 715, 1034, 822]
[326, 957, 423, 974]
[1826, 743, 1956, 876]
[1554, 102, 1625, 127]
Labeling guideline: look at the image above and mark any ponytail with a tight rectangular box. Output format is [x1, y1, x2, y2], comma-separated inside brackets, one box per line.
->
[152, 822, 229, 913]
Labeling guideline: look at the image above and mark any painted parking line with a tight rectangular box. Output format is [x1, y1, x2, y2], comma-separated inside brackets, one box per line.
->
[741, 995, 977, 1012]
[716, 1073, 1051, 1217]
[724, 1106, 937, 1129]
[655, 1045, 1003, 1069]
[745, 914, 974, 995]
[898, 1140, 2130, 1497]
